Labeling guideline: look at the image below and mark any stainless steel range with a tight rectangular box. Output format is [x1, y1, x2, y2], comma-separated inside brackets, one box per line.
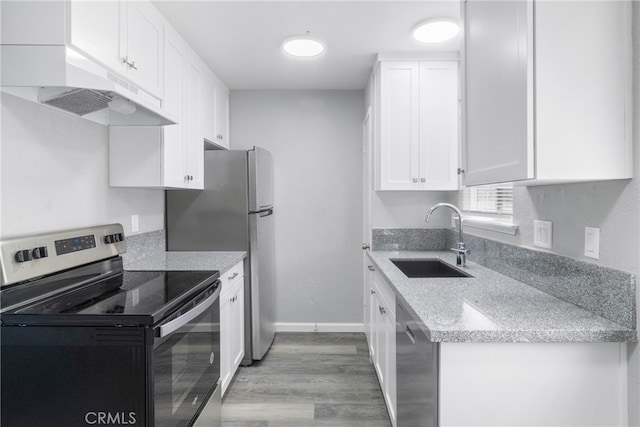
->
[0, 224, 221, 427]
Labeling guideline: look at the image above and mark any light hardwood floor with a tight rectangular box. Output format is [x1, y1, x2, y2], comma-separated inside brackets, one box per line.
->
[222, 332, 392, 427]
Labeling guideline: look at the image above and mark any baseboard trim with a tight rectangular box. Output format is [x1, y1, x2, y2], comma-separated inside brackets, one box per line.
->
[274, 322, 364, 333]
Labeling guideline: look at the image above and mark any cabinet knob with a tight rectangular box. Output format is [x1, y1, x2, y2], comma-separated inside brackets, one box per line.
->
[367, 265, 374, 271]
[412, 178, 418, 183]
[129, 60, 137, 70]
[379, 305, 386, 315]
[420, 178, 426, 183]
[370, 289, 376, 295]
[362, 243, 370, 250]
[217, 134, 223, 140]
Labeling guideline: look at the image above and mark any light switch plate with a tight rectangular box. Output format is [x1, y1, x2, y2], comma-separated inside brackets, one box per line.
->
[533, 220, 552, 249]
[584, 227, 600, 259]
[131, 214, 139, 233]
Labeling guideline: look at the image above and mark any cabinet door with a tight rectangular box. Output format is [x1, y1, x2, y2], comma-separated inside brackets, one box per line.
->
[201, 76, 217, 145]
[368, 283, 377, 359]
[462, 0, 534, 185]
[231, 279, 245, 369]
[373, 291, 388, 391]
[68, 0, 126, 75]
[184, 55, 204, 189]
[419, 62, 459, 191]
[126, 0, 163, 98]
[383, 301, 397, 426]
[219, 289, 232, 395]
[162, 26, 187, 188]
[363, 265, 372, 344]
[378, 62, 420, 190]
[215, 85, 230, 149]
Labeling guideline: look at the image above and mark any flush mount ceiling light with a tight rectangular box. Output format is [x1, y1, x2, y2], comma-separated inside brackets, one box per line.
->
[282, 33, 325, 58]
[413, 19, 460, 43]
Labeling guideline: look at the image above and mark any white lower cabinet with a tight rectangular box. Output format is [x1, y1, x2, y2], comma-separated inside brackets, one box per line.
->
[220, 261, 245, 396]
[368, 269, 396, 427]
[364, 262, 627, 427]
[439, 342, 628, 427]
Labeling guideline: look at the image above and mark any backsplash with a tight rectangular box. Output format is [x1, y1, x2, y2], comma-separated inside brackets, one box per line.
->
[371, 228, 449, 251]
[122, 230, 165, 268]
[372, 228, 636, 329]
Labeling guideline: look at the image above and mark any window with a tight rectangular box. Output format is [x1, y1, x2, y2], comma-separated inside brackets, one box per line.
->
[458, 183, 517, 235]
[461, 183, 513, 215]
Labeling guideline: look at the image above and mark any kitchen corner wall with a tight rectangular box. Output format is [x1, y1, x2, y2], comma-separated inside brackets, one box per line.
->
[230, 90, 364, 327]
[0, 93, 164, 239]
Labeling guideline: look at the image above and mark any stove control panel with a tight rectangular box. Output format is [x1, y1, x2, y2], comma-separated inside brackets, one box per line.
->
[0, 224, 126, 286]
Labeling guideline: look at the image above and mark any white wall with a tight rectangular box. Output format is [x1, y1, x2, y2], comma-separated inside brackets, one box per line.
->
[230, 90, 364, 326]
[371, 191, 456, 229]
[1, 93, 164, 238]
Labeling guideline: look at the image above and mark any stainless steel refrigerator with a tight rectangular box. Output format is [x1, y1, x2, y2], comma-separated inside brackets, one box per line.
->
[166, 147, 276, 363]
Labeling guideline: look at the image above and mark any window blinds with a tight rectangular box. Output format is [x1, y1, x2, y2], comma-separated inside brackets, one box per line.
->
[461, 184, 513, 215]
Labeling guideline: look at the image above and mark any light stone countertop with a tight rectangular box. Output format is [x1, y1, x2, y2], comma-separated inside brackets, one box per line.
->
[125, 251, 247, 274]
[368, 251, 636, 343]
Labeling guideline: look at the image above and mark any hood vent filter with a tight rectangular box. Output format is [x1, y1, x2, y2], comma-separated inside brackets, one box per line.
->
[41, 89, 112, 116]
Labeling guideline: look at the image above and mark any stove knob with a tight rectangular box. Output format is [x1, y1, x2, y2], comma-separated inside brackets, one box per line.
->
[32, 246, 48, 259]
[117, 233, 124, 242]
[15, 249, 32, 263]
[104, 235, 114, 244]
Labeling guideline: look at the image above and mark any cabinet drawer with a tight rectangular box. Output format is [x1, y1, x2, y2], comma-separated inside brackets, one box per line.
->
[221, 261, 244, 296]
[373, 270, 395, 317]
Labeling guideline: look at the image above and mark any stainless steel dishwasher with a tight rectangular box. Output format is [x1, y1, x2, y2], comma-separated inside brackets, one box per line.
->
[396, 300, 439, 427]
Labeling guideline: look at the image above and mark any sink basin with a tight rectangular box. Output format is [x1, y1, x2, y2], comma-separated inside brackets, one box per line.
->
[391, 258, 472, 278]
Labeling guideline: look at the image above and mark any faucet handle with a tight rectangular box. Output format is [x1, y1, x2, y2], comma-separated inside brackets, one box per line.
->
[450, 247, 470, 255]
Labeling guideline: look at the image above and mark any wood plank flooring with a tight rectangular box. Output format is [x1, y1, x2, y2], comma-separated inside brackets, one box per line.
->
[222, 332, 392, 427]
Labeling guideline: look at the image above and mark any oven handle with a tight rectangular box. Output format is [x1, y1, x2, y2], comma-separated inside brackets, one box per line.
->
[158, 285, 221, 338]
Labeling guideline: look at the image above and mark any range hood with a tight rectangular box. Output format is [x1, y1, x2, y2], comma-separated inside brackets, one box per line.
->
[1, 45, 178, 126]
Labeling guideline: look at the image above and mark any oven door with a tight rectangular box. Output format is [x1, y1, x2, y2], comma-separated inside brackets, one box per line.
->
[153, 281, 221, 427]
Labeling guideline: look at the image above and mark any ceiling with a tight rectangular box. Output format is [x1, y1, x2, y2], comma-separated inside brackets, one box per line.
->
[153, 1, 461, 90]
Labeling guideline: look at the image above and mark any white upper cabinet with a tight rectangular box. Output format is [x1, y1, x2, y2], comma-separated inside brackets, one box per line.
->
[374, 60, 459, 191]
[462, 0, 632, 186]
[108, 27, 204, 189]
[68, 1, 124, 74]
[215, 83, 230, 148]
[68, 0, 164, 99]
[202, 71, 230, 149]
[125, 1, 164, 97]
[184, 54, 204, 188]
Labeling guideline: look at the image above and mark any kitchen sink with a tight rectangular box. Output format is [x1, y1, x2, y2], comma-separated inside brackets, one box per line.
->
[391, 258, 472, 278]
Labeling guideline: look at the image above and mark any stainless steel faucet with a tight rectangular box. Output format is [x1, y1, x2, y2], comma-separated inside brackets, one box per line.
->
[426, 203, 469, 267]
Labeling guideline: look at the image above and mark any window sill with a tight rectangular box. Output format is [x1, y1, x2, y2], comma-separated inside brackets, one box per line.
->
[462, 215, 519, 236]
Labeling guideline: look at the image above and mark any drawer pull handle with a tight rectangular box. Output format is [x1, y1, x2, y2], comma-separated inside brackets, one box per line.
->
[405, 326, 416, 345]
[228, 272, 239, 280]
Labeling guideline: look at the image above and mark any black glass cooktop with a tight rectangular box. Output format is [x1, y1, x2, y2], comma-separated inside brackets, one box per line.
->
[2, 270, 219, 326]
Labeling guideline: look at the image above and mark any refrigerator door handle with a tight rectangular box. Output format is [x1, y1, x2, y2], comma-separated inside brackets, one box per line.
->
[259, 209, 274, 218]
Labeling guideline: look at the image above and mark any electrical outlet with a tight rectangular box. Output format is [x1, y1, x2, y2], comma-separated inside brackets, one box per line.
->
[533, 220, 552, 249]
[131, 214, 139, 233]
[584, 227, 600, 259]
